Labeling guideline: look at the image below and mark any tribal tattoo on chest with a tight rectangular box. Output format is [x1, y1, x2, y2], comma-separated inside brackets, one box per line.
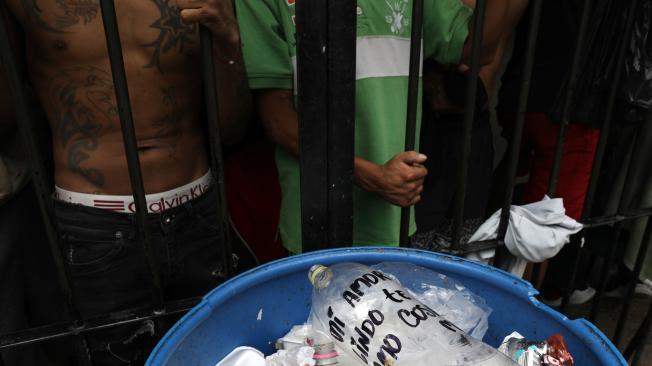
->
[143, 0, 198, 73]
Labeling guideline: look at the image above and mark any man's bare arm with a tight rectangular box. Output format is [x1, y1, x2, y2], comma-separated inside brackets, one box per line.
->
[256, 89, 428, 207]
[178, 0, 251, 145]
[461, 0, 510, 65]
[479, 0, 529, 93]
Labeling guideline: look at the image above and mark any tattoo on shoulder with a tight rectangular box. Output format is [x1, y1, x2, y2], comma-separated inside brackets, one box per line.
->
[152, 87, 183, 157]
[143, 0, 197, 73]
[22, 0, 99, 33]
[49, 66, 117, 187]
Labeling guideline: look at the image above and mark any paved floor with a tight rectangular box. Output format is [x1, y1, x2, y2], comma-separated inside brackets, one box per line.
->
[560, 294, 651, 364]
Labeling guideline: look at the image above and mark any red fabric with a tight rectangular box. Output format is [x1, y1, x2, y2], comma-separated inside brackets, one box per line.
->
[225, 138, 286, 264]
[519, 113, 600, 220]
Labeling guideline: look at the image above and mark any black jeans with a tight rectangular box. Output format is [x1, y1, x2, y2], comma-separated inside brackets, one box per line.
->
[0, 184, 71, 366]
[54, 187, 226, 365]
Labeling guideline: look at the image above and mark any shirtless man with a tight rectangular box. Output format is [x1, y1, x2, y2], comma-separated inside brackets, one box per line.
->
[1, 0, 249, 363]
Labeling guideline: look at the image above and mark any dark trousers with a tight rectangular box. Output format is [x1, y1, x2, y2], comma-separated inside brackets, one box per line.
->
[54, 187, 225, 365]
[413, 109, 494, 250]
[0, 184, 71, 366]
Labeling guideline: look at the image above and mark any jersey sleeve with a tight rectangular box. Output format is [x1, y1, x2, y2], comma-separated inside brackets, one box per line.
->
[423, 0, 473, 65]
[236, 0, 294, 90]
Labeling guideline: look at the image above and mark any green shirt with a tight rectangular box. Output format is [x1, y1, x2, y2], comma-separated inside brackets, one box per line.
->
[236, 0, 472, 253]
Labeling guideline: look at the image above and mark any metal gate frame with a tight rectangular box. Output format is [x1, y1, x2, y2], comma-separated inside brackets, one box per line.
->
[0, 0, 650, 364]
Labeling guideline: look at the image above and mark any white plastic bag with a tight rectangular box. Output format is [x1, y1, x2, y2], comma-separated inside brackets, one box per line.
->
[372, 262, 492, 339]
[308, 263, 518, 365]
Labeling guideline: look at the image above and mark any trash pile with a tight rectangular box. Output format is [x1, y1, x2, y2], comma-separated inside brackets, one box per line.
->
[215, 262, 574, 366]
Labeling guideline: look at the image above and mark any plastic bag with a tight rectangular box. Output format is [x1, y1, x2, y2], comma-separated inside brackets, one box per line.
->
[621, 0, 652, 109]
[308, 263, 518, 366]
[371, 262, 492, 339]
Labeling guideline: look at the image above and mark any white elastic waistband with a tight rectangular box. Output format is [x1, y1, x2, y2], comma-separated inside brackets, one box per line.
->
[54, 170, 213, 214]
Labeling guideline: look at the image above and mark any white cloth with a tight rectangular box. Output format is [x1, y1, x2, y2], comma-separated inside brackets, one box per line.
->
[467, 196, 583, 276]
[215, 347, 265, 366]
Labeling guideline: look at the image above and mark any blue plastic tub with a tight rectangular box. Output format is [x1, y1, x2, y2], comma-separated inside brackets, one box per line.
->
[147, 248, 626, 365]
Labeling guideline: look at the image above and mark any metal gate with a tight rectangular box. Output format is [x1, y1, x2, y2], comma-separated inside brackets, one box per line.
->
[0, 0, 650, 364]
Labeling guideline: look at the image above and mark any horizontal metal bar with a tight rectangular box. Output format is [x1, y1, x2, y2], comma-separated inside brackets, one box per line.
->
[0, 297, 201, 350]
[441, 239, 503, 256]
[582, 208, 652, 228]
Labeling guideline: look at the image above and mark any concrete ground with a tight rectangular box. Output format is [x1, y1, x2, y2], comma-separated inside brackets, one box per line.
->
[560, 294, 652, 364]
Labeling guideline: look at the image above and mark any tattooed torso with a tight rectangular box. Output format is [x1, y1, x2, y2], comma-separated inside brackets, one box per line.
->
[5, 0, 208, 194]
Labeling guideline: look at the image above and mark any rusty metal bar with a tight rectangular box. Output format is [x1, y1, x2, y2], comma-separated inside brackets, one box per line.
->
[494, 0, 544, 268]
[451, 0, 487, 248]
[200, 27, 234, 278]
[0, 3, 80, 322]
[561, 0, 640, 313]
[326, 0, 356, 247]
[99, 0, 165, 311]
[399, 0, 425, 246]
[547, 0, 593, 197]
[0, 297, 200, 350]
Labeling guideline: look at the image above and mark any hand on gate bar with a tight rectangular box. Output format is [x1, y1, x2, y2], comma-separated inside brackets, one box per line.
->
[177, 0, 240, 44]
[355, 151, 428, 207]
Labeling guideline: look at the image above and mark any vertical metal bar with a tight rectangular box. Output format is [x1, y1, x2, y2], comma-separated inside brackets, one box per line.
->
[590, 225, 624, 321]
[296, 0, 329, 251]
[0, 2, 81, 323]
[561, 0, 640, 313]
[624, 299, 652, 360]
[632, 348, 644, 366]
[451, 0, 486, 248]
[590, 132, 643, 321]
[496, 0, 543, 240]
[399, 0, 425, 246]
[326, 0, 356, 247]
[581, 0, 639, 220]
[613, 218, 652, 344]
[200, 27, 233, 278]
[547, 0, 593, 197]
[99, 0, 164, 311]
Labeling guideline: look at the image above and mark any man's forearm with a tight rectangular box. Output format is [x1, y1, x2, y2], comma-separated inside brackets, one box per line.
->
[462, 0, 509, 65]
[212, 33, 251, 145]
[257, 89, 382, 192]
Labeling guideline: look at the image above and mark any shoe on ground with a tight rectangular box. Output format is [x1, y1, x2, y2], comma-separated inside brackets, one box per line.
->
[605, 282, 652, 298]
[541, 286, 596, 307]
